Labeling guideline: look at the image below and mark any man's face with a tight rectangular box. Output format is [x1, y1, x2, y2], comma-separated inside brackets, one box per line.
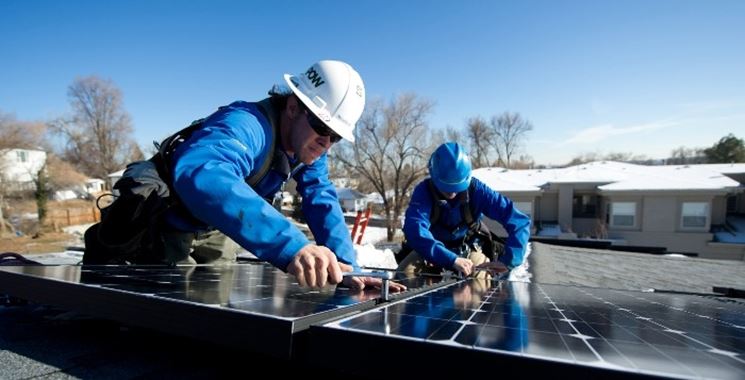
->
[441, 191, 458, 200]
[289, 97, 339, 165]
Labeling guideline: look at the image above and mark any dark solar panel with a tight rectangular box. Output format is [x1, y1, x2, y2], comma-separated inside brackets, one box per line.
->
[4, 263, 742, 378]
[0, 263, 435, 358]
[311, 279, 745, 379]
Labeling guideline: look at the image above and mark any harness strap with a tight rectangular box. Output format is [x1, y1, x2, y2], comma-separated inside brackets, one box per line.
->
[427, 178, 478, 232]
[152, 99, 280, 189]
[248, 99, 279, 187]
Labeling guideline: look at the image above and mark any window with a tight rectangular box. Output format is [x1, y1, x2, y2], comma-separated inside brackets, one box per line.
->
[513, 201, 533, 219]
[16, 150, 28, 163]
[681, 202, 708, 228]
[610, 202, 635, 227]
[573, 194, 599, 218]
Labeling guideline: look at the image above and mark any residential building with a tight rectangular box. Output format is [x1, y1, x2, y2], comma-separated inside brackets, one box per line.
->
[0, 148, 47, 192]
[84, 178, 106, 194]
[475, 161, 745, 260]
[336, 187, 367, 212]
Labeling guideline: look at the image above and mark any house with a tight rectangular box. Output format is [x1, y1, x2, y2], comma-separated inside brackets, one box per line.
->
[474, 161, 745, 260]
[106, 169, 125, 195]
[108, 169, 125, 189]
[0, 148, 47, 192]
[84, 178, 106, 194]
[336, 187, 367, 212]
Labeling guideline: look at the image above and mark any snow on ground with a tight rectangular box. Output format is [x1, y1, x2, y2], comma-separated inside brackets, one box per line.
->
[62, 223, 94, 236]
[351, 225, 402, 246]
[351, 225, 401, 269]
[508, 243, 532, 282]
[354, 243, 398, 269]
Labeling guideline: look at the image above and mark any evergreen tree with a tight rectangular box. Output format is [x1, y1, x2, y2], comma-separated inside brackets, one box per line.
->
[34, 166, 49, 226]
[704, 134, 745, 163]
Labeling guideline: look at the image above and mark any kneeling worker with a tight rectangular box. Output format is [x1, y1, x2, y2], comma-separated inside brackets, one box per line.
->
[398, 142, 531, 277]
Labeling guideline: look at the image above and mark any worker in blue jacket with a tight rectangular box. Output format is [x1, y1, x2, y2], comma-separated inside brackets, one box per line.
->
[398, 142, 531, 277]
[87, 60, 405, 292]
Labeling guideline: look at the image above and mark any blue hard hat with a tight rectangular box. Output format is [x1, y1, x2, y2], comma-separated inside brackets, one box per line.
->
[429, 142, 472, 193]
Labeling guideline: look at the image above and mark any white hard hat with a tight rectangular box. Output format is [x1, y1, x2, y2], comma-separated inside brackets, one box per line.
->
[284, 60, 365, 143]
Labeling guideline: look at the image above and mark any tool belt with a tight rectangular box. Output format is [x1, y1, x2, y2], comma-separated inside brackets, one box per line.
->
[396, 221, 505, 264]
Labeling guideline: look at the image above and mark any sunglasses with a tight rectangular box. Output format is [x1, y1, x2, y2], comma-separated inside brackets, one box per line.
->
[300, 102, 342, 143]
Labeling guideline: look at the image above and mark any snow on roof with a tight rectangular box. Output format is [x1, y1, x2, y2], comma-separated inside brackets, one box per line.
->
[473, 168, 542, 192]
[365, 192, 384, 204]
[693, 163, 745, 175]
[473, 161, 742, 192]
[599, 164, 740, 191]
[336, 187, 366, 200]
[542, 161, 640, 184]
[108, 169, 125, 178]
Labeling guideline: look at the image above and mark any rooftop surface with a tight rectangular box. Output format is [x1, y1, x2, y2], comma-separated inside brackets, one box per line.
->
[474, 161, 745, 192]
[529, 242, 745, 295]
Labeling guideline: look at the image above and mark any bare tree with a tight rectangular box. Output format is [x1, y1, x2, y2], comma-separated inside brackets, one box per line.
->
[510, 154, 535, 169]
[129, 143, 146, 162]
[45, 153, 89, 192]
[332, 93, 435, 241]
[604, 152, 647, 162]
[444, 126, 463, 145]
[0, 111, 46, 150]
[668, 146, 701, 164]
[428, 125, 466, 148]
[429, 125, 465, 155]
[465, 116, 493, 169]
[48, 76, 138, 180]
[489, 112, 533, 168]
[565, 152, 603, 166]
[565, 151, 649, 166]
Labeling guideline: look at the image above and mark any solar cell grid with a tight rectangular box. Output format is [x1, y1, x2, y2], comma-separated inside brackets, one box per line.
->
[314, 279, 745, 379]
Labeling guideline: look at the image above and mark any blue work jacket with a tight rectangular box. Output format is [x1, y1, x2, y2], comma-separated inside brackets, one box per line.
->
[165, 100, 357, 271]
[403, 178, 531, 270]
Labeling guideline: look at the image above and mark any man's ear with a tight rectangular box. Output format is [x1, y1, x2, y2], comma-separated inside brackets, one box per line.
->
[286, 95, 300, 119]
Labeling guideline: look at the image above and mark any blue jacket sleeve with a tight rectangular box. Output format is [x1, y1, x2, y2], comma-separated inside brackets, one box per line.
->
[472, 179, 531, 269]
[402, 182, 460, 269]
[170, 105, 310, 271]
[295, 154, 358, 270]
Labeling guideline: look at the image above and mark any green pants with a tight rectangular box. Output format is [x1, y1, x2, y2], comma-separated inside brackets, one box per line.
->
[161, 229, 239, 265]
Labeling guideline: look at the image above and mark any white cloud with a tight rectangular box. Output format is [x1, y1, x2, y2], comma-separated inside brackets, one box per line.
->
[563, 120, 678, 145]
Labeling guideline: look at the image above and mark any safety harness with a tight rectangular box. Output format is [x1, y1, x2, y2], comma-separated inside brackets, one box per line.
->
[426, 178, 478, 234]
[155, 98, 280, 188]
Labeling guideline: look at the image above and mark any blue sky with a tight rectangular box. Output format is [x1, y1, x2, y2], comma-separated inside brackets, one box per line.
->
[1, 0, 743, 166]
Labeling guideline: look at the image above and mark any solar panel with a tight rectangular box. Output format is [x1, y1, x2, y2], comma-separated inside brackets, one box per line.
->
[0, 263, 445, 358]
[4, 262, 742, 378]
[310, 278, 745, 379]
